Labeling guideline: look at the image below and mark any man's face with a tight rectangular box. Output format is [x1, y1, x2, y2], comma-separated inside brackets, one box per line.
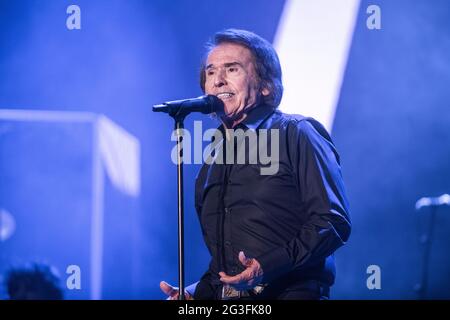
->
[204, 43, 269, 119]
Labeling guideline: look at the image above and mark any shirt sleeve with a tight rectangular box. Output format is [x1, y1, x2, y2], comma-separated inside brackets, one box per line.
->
[257, 118, 351, 283]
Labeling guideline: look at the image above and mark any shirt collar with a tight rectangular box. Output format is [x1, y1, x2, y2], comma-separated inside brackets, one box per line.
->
[240, 104, 275, 130]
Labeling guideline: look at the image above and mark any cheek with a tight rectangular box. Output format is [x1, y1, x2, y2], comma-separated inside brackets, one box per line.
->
[204, 79, 214, 93]
[234, 79, 251, 95]
[241, 80, 258, 99]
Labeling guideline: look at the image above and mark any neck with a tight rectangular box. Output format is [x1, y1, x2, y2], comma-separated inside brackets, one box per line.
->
[221, 101, 260, 129]
[221, 112, 248, 129]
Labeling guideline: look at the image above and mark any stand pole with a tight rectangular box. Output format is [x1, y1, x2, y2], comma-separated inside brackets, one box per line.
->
[174, 117, 186, 300]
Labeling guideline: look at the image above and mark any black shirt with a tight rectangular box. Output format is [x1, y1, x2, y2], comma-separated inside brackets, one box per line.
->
[193, 104, 351, 299]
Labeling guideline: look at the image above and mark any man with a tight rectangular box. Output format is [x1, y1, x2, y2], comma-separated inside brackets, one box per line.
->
[160, 28, 351, 300]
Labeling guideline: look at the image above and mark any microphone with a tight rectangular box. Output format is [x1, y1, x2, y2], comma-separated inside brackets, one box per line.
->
[415, 194, 450, 210]
[153, 95, 224, 117]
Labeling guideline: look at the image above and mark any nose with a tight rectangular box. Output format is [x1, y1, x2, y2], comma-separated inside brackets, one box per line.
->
[214, 69, 226, 88]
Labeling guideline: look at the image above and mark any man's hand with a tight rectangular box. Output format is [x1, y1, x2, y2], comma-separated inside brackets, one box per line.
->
[159, 281, 193, 300]
[218, 251, 264, 291]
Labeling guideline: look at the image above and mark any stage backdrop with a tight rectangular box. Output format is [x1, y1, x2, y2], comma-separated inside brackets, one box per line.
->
[1, 0, 449, 299]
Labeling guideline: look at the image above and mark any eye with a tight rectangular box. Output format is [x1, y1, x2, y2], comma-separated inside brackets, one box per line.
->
[227, 66, 237, 73]
[207, 70, 215, 76]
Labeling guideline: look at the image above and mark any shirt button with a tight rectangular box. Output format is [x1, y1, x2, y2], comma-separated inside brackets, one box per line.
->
[224, 207, 231, 214]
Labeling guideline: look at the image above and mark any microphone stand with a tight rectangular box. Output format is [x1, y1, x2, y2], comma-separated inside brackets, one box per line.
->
[173, 111, 187, 300]
[153, 95, 223, 300]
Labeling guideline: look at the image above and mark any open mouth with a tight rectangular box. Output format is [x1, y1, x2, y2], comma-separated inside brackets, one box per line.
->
[216, 92, 235, 100]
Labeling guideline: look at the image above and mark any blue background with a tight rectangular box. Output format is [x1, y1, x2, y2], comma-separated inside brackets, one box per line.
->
[0, 0, 449, 299]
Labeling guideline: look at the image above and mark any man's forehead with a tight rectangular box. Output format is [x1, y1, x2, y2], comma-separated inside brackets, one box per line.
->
[206, 43, 253, 66]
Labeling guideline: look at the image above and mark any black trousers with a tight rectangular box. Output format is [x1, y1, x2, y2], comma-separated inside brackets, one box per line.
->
[248, 279, 330, 300]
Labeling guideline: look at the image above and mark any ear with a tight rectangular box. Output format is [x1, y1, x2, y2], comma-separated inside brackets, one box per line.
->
[261, 87, 270, 97]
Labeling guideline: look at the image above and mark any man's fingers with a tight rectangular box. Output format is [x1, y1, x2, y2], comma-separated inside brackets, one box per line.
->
[238, 251, 253, 267]
[160, 281, 195, 300]
[238, 251, 251, 266]
[219, 271, 247, 285]
[160, 281, 178, 297]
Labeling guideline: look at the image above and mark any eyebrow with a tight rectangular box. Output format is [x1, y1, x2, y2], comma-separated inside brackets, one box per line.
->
[205, 62, 243, 70]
